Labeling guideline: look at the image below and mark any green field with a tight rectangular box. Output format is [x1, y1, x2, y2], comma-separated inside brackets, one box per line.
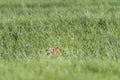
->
[0, 0, 120, 80]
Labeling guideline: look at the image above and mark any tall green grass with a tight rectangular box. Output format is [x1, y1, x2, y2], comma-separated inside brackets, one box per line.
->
[0, 0, 120, 80]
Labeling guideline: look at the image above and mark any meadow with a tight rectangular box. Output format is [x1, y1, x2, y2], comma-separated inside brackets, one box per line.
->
[0, 0, 120, 80]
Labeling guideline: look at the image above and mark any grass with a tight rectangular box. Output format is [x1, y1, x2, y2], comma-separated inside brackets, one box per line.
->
[0, 0, 120, 80]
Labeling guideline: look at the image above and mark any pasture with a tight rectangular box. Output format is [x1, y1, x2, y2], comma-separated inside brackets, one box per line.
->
[0, 0, 120, 80]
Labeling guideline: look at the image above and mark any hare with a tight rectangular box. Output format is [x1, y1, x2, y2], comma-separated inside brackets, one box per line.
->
[47, 46, 61, 56]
